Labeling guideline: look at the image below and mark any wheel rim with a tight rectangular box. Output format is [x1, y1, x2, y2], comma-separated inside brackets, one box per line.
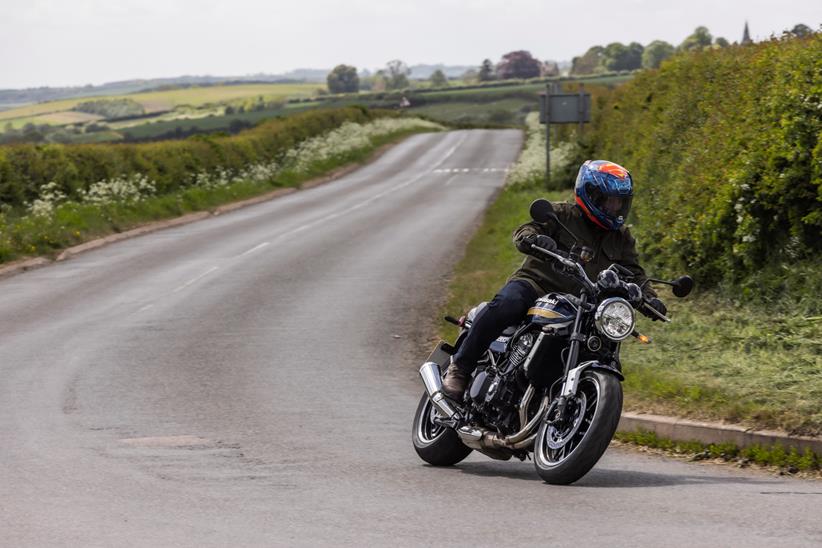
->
[416, 397, 447, 444]
[536, 375, 601, 468]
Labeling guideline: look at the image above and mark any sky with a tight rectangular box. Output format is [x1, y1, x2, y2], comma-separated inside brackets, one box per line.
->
[1, 0, 819, 89]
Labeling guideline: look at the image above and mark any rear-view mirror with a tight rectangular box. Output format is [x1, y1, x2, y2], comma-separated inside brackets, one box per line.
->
[530, 199, 556, 224]
[671, 275, 694, 298]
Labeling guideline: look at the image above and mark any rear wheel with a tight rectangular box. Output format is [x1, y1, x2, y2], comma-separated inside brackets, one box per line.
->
[533, 370, 622, 484]
[412, 393, 472, 466]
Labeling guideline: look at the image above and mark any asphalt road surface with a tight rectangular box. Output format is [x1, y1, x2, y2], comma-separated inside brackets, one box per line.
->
[0, 130, 819, 547]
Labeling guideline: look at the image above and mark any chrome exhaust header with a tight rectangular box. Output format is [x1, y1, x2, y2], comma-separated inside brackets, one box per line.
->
[419, 362, 459, 420]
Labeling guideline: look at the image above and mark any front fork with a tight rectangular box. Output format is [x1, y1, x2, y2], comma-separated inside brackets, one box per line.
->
[552, 292, 589, 423]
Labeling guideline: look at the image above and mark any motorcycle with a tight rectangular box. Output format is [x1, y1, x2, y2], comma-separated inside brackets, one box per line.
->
[412, 199, 693, 484]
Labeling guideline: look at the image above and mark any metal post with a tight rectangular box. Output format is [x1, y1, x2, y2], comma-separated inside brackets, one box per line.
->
[546, 93, 552, 186]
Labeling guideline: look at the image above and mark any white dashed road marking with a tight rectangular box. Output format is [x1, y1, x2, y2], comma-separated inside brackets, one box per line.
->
[239, 242, 270, 257]
[433, 167, 510, 173]
[173, 266, 219, 293]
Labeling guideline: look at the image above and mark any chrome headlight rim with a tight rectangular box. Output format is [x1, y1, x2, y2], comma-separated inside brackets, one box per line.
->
[594, 297, 635, 341]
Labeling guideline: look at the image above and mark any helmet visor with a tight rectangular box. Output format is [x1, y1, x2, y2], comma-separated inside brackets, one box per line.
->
[587, 185, 632, 220]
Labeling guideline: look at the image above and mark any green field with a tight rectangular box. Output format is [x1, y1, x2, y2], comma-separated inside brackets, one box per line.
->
[0, 73, 635, 144]
[0, 83, 323, 124]
[408, 98, 533, 125]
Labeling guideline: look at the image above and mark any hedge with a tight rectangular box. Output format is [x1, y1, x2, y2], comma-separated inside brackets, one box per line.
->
[0, 106, 385, 208]
[576, 33, 821, 302]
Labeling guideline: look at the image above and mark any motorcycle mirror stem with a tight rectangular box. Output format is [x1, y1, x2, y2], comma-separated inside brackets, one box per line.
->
[529, 199, 581, 244]
[644, 275, 694, 298]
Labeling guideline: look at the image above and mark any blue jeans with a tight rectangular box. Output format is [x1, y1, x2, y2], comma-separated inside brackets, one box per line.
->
[452, 280, 538, 373]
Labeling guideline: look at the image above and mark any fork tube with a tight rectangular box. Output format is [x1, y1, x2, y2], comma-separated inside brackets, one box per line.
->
[554, 293, 588, 420]
[563, 293, 587, 377]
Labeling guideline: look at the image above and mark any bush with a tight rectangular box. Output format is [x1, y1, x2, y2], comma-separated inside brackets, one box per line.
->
[581, 33, 821, 306]
[0, 107, 387, 209]
[73, 98, 146, 119]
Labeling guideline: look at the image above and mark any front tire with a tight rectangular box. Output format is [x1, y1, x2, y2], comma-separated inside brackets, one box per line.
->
[412, 393, 472, 466]
[533, 370, 622, 484]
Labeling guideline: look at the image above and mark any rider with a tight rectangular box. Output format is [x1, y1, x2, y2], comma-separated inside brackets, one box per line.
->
[442, 160, 667, 400]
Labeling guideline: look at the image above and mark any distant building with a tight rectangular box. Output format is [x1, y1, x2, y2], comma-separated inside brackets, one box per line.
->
[742, 21, 752, 44]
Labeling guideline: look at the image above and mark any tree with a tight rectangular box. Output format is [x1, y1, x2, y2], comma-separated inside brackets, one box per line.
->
[496, 50, 542, 80]
[541, 61, 559, 77]
[603, 42, 644, 71]
[327, 64, 359, 94]
[790, 23, 812, 38]
[641, 40, 675, 69]
[478, 59, 495, 81]
[429, 69, 448, 87]
[461, 68, 479, 83]
[714, 37, 730, 48]
[571, 46, 605, 75]
[384, 59, 410, 90]
[679, 26, 713, 52]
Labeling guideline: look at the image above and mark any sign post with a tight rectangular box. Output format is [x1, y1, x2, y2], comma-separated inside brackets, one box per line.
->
[538, 83, 591, 185]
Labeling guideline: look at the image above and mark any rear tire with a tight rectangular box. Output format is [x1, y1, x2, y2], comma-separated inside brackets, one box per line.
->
[412, 393, 472, 466]
[533, 370, 622, 485]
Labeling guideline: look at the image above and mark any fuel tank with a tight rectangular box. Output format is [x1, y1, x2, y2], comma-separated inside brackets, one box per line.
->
[527, 293, 577, 328]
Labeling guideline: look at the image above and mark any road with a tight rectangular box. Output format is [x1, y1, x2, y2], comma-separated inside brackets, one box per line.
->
[0, 130, 819, 547]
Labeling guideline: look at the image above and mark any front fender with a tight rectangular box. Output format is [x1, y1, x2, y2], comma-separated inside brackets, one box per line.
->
[561, 360, 624, 398]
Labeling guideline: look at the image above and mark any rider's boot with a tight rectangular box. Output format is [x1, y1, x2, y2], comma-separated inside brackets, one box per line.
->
[441, 363, 469, 401]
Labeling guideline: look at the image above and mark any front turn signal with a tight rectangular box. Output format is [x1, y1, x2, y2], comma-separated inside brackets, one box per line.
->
[632, 330, 652, 344]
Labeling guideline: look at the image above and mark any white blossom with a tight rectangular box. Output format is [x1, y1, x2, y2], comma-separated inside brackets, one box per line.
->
[507, 112, 575, 187]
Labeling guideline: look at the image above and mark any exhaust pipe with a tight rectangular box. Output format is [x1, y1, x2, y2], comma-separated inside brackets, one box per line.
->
[419, 362, 459, 420]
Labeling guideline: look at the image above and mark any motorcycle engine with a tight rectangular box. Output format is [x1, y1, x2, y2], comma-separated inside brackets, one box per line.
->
[467, 368, 521, 433]
[508, 332, 534, 371]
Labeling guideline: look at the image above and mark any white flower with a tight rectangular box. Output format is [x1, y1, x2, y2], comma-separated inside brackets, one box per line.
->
[507, 112, 575, 187]
[27, 181, 67, 217]
[79, 174, 157, 205]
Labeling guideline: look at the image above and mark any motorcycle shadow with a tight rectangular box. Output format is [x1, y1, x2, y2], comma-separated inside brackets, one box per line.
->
[454, 462, 778, 488]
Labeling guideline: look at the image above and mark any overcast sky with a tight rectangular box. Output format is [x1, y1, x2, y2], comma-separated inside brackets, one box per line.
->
[1, 0, 819, 89]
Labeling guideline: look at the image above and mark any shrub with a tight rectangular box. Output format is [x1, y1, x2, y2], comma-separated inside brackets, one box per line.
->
[0, 107, 387, 209]
[581, 33, 821, 305]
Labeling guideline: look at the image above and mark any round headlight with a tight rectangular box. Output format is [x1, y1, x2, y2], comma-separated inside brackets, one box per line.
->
[594, 297, 635, 341]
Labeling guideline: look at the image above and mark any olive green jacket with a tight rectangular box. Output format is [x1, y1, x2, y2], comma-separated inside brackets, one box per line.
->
[508, 202, 656, 298]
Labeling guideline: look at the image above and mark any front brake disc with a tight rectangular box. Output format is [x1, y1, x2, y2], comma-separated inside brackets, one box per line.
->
[545, 392, 587, 450]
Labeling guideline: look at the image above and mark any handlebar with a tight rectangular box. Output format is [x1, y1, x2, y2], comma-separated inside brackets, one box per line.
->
[530, 243, 671, 322]
[530, 244, 597, 294]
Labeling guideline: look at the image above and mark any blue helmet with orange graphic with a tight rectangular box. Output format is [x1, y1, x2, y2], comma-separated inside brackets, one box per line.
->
[574, 160, 633, 230]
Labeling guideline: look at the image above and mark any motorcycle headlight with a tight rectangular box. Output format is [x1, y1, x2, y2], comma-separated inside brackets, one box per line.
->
[594, 297, 635, 341]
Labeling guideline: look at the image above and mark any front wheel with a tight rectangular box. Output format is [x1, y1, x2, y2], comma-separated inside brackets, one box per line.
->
[412, 393, 472, 466]
[533, 370, 623, 485]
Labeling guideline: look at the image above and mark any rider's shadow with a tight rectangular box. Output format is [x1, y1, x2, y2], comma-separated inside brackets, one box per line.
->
[454, 462, 781, 488]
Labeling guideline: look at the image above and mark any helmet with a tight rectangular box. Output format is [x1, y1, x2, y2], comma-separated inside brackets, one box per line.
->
[574, 160, 633, 230]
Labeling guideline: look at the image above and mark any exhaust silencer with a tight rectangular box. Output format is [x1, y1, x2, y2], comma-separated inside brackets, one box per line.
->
[419, 362, 459, 420]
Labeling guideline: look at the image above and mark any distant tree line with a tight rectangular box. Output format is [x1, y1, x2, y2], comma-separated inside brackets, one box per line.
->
[570, 23, 815, 75]
[73, 98, 146, 120]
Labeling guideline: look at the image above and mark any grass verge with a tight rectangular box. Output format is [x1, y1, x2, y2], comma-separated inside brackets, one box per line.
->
[0, 124, 439, 264]
[615, 429, 820, 475]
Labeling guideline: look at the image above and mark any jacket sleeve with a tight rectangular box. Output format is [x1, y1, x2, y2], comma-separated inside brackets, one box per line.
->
[619, 228, 658, 299]
[512, 221, 556, 252]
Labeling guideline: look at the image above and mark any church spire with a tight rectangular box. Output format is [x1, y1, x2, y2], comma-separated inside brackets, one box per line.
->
[742, 21, 752, 44]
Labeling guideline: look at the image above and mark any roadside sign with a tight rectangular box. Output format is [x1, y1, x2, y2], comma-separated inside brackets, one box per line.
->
[539, 84, 591, 184]
[538, 93, 591, 124]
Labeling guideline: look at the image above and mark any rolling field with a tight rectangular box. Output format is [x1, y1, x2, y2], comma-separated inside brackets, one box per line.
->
[0, 82, 323, 124]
